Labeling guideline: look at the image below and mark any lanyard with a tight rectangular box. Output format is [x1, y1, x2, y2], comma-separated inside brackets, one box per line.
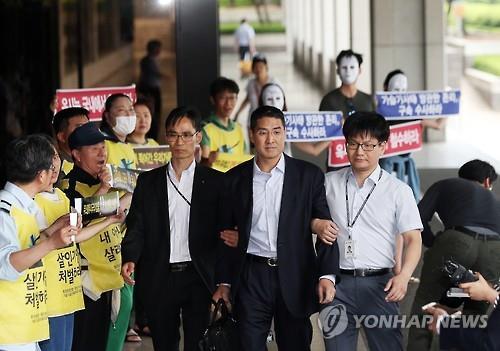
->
[166, 164, 191, 207]
[345, 169, 382, 237]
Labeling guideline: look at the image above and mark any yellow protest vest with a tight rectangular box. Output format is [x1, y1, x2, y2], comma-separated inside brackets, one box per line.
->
[105, 139, 138, 170]
[35, 188, 84, 317]
[59, 180, 123, 295]
[61, 159, 74, 177]
[212, 153, 253, 173]
[0, 206, 49, 344]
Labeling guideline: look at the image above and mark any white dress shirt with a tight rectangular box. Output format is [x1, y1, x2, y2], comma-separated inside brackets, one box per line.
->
[325, 165, 422, 270]
[167, 160, 195, 263]
[247, 154, 285, 258]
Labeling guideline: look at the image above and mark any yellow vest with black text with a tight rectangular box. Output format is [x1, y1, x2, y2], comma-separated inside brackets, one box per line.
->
[35, 188, 84, 317]
[59, 180, 123, 295]
[0, 205, 49, 344]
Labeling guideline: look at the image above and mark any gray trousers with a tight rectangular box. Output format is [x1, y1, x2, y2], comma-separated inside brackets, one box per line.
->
[322, 272, 403, 351]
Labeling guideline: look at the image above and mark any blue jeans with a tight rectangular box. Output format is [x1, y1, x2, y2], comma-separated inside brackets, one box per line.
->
[39, 314, 74, 351]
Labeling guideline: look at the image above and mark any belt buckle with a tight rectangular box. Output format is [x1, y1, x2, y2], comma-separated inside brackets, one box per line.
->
[267, 258, 278, 267]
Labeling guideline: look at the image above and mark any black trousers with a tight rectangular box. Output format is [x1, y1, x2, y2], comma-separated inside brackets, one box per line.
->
[147, 267, 211, 351]
[235, 258, 312, 351]
[71, 291, 111, 351]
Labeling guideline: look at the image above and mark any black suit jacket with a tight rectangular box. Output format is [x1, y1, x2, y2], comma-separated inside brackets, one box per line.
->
[121, 164, 224, 309]
[440, 307, 500, 351]
[216, 155, 340, 318]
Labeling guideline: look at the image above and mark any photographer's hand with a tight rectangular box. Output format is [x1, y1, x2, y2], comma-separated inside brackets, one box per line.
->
[460, 273, 499, 304]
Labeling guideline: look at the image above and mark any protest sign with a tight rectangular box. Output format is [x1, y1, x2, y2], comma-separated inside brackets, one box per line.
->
[284, 111, 343, 141]
[55, 85, 137, 121]
[376, 89, 460, 120]
[328, 121, 423, 168]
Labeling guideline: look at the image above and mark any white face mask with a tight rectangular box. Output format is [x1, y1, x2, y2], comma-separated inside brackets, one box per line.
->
[262, 85, 285, 110]
[387, 74, 408, 92]
[338, 56, 360, 85]
[112, 115, 137, 137]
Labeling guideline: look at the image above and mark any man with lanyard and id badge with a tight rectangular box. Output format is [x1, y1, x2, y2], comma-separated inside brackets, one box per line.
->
[319, 111, 423, 351]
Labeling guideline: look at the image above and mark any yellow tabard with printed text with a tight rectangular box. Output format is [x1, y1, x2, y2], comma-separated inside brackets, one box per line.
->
[59, 180, 124, 295]
[35, 188, 84, 317]
[0, 206, 49, 344]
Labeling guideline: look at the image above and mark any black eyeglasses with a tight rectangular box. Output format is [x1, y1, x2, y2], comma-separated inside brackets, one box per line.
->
[346, 141, 385, 151]
[166, 131, 199, 142]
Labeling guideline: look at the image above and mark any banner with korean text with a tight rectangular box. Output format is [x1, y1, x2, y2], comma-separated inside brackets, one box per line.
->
[328, 121, 423, 168]
[55, 85, 137, 121]
[284, 111, 343, 141]
[376, 89, 460, 120]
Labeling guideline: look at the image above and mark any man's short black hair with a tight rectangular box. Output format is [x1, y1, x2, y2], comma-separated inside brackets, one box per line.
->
[383, 69, 405, 91]
[5, 134, 55, 184]
[458, 159, 498, 184]
[52, 107, 89, 133]
[342, 111, 390, 142]
[336, 49, 363, 67]
[146, 40, 161, 54]
[250, 105, 285, 130]
[165, 106, 202, 132]
[210, 77, 239, 99]
[252, 54, 267, 70]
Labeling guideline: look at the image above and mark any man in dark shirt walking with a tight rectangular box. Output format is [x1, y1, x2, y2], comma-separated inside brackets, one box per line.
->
[138, 39, 162, 140]
[408, 159, 500, 351]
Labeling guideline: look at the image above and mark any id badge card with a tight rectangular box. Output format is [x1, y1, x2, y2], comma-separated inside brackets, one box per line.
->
[344, 239, 356, 258]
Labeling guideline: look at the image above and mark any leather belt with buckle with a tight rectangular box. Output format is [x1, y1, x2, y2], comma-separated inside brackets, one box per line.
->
[340, 268, 391, 277]
[247, 254, 278, 267]
[169, 261, 192, 272]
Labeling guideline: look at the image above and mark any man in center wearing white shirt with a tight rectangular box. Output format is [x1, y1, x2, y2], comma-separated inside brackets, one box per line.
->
[121, 106, 237, 351]
[321, 111, 422, 351]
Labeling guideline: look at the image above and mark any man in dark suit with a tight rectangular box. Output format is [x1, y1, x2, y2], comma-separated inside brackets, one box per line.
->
[212, 106, 341, 351]
[121, 106, 237, 351]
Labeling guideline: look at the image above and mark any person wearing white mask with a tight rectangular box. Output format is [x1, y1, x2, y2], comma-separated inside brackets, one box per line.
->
[99, 93, 137, 351]
[258, 83, 293, 156]
[295, 50, 375, 171]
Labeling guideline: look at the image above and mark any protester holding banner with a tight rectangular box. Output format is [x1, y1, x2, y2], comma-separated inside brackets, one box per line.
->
[52, 107, 90, 179]
[320, 112, 422, 351]
[121, 106, 235, 351]
[0, 135, 77, 351]
[60, 123, 126, 351]
[36, 140, 126, 351]
[127, 98, 159, 147]
[201, 77, 248, 169]
[296, 50, 375, 170]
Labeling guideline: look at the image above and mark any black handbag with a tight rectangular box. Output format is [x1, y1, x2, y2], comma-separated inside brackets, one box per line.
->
[199, 298, 239, 351]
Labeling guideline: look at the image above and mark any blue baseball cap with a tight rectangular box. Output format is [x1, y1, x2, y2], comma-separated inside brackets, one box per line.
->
[68, 123, 110, 150]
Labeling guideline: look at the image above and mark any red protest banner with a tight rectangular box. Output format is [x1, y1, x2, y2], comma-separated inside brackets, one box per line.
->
[328, 121, 423, 168]
[55, 85, 137, 121]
